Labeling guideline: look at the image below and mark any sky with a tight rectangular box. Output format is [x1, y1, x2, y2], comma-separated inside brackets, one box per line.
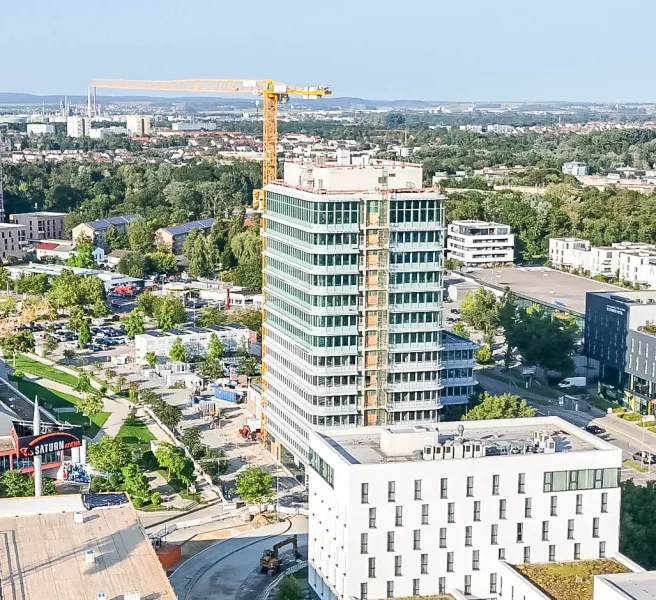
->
[1, 0, 654, 102]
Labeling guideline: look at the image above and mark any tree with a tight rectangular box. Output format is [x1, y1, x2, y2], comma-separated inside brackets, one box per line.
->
[135, 291, 157, 317]
[155, 442, 192, 483]
[122, 310, 145, 337]
[147, 250, 177, 274]
[75, 372, 92, 395]
[169, 337, 187, 363]
[68, 306, 86, 332]
[462, 392, 537, 421]
[277, 577, 303, 600]
[116, 375, 127, 391]
[0, 330, 35, 365]
[474, 344, 494, 365]
[62, 348, 76, 361]
[238, 356, 260, 378]
[509, 305, 577, 373]
[155, 296, 186, 330]
[497, 287, 519, 370]
[620, 480, 656, 570]
[78, 318, 92, 348]
[200, 357, 224, 380]
[127, 218, 156, 254]
[180, 427, 205, 459]
[122, 463, 150, 500]
[207, 333, 224, 360]
[105, 225, 129, 250]
[145, 351, 157, 367]
[128, 381, 139, 401]
[227, 308, 262, 339]
[460, 288, 499, 338]
[450, 321, 469, 338]
[14, 273, 50, 295]
[235, 466, 274, 511]
[198, 306, 227, 327]
[117, 252, 147, 278]
[87, 435, 130, 473]
[75, 392, 104, 427]
[43, 336, 59, 353]
[0, 471, 55, 497]
[93, 299, 109, 318]
[67, 234, 95, 268]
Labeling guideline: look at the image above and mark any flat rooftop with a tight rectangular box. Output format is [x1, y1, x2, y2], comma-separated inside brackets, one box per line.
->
[516, 560, 631, 600]
[317, 417, 613, 466]
[0, 495, 176, 600]
[597, 571, 656, 600]
[467, 267, 624, 315]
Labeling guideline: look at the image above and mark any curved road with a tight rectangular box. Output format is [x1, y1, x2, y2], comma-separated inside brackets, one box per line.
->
[171, 518, 308, 600]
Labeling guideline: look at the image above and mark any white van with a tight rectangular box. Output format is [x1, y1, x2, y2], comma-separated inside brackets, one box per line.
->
[558, 377, 587, 389]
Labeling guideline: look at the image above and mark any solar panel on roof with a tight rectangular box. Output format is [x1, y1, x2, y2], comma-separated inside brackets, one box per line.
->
[188, 327, 204, 333]
[165, 218, 215, 235]
[205, 325, 224, 332]
[147, 331, 164, 337]
[167, 328, 184, 335]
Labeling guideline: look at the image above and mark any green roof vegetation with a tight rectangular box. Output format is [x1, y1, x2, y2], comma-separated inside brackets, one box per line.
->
[516, 560, 631, 600]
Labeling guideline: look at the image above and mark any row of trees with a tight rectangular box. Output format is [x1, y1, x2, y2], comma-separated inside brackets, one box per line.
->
[460, 287, 577, 374]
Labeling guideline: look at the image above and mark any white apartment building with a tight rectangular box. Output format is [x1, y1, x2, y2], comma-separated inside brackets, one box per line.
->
[447, 220, 515, 266]
[66, 116, 90, 138]
[9, 211, 67, 241]
[308, 417, 622, 600]
[562, 161, 589, 178]
[134, 324, 253, 361]
[27, 123, 55, 135]
[125, 115, 152, 137]
[549, 238, 656, 287]
[0, 224, 27, 260]
[172, 121, 217, 131]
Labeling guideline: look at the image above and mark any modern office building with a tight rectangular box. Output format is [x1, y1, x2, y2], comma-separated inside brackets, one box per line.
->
[562, 161, 589, 178]
[155, 218, 215, 255]
[308, 417, 623, 600]
[585, 290, 656, 413]
[262, 159, 476, 474]
[447, 220, 515, 266]
[9, 211, 67, 242]
[71, 214, 141, 248]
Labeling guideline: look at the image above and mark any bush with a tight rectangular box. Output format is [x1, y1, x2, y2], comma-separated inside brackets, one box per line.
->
[89, 476, 110, 493]
[109, 472, 123, 489]
[621, 412, 641, 422]
[132, 497, 144, 508]
[151, 491, 162, 506]
[12, 370, 25, 380]
[99, 384, 108, 395]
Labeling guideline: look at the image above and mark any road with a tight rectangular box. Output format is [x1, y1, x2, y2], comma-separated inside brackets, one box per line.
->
[170, 517, 307, 600]
[477, 372, 656, 485]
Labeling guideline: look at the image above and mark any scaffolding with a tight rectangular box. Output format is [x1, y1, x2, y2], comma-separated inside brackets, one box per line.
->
[361, 170, 392, 426]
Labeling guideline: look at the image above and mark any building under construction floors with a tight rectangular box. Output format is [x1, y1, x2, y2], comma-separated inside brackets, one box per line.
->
[261, 157, 477, 475]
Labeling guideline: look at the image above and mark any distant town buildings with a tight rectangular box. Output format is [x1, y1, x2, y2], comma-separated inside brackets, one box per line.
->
[72, 214, 142, 249]
[26, 123, 55, 135]
[9, 211, 66, 242]
[447, 220, 515, 266]
[172, 121, 217, 131]
[562, 161, 589, 178]
[66, 116, 90, 138]
[125, 115, 152, 137]
[155, 219, 215, 255]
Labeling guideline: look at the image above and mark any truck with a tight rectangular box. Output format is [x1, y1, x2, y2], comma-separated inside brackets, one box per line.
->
[557, 376, 587, 389]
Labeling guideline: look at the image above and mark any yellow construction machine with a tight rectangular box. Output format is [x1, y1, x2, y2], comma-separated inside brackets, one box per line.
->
[259, 535, 300, 575]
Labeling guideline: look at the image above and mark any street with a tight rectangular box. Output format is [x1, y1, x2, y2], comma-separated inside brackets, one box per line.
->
[477, 371, 656, 485]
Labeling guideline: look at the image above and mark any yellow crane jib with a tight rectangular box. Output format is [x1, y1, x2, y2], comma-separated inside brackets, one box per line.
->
[90, 78, 332, 208]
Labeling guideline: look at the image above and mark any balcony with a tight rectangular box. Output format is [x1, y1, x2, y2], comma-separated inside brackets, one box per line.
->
[387, 399, 443, 411]
[388, 380, 443, 391]
[390, 221, 444, 231]
[314, 404, 359, 414]
[388, 360, 441, 372]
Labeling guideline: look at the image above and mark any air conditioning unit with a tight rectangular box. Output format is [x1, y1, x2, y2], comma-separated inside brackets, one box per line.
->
[543, 437, 556, 454]
[434, 444, 444, 460]
[473, 442, 486, 458]
[463, 442, 474, 458]
[443, 443, 454, 460]
[453, 442, 465, 459]
[423, 446, 434, 461]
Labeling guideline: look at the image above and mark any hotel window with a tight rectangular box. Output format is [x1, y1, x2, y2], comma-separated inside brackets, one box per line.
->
[518, 472, 525, 494]
[491, 524, 498, 545]
[601, 493, 608, 513]
[576, 494, 583, 515]
[517, 523, 524, 543]
[439, 528, 447, 548]
[421, 554, 428, 574]
[549, 545, 556, 562]
[568, 519, 575, 540]
[599, 541, 606, 558]
[361, 533, 368, 554]
[523, 546, 531, 563]
[474, 501, 481, 521]
[395, 506, 403, 527]
[525, 497, 532, 518]
[439, 578, 446, 594]
[368, 558, 376, 578]
[388, 481, 395, 502]
[593, 517, 600, 538]
[542, 521, 549, 541]
[446, 552, 454, 572]
[493, 474, 500, 495]
[448, 503, 455, 523]
[464, 575, 471, 595]
[498, 547, 505, 560]
[387, 531, 394, 552]
[574, 543, 581, 560]
[499, 499, 507, 520]
[369, 508, 376, 528]
[465, 526, 472, 546]
[490, 574, 498, 594]
[414, 479, 422, 500]
[361, 583, 368, 600]
[441, 478, 448, 499]
[467, 476, 474, 497]
[413, 529, 421, 551]
[394, 556, 402, 576]
[550, 496, 557, 516]
[472, 550, 480, 571]
[413, 579, 420, 596]
[421, 504, 429, 525]
[386, 581, 394, 599]
[361, 483, 369, 504]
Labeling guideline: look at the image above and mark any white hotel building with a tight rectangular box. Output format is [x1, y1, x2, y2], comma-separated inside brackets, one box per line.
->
[308, 417, 623, 600]
[446, 220, 515, 266]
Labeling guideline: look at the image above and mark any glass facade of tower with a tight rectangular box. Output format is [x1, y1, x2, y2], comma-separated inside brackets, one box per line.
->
[262, 176, 475, 470]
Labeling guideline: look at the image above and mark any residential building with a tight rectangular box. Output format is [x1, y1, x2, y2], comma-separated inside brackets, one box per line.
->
[447, 220, 515, 266]
[9, 211, 66, 242]
[71, 214, 141, 249]
[586, 290, 656, 413]
[66, 116, 90, 138]
[106, 249, 129, 268]
[0, 223, 27, 260]
[26, 123, 55, 135]
[155, 219, 215, 255]
[134, 324, 255, 360]
[126, 115, 152, 136]
[35, 242, 104, 264]
[308, 417, 623, 600]
[262, 159, 455, 475]
[562, 161, 589, 178]
[172, 121, 217, 131]
[89, 126, 129, 139]
[549, 238, 656, 287]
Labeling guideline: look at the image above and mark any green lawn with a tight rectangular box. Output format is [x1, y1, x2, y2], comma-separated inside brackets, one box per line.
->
[117, 416, 157, 470]
[11, 377, 109, 438]
[15, 355, 80, 388]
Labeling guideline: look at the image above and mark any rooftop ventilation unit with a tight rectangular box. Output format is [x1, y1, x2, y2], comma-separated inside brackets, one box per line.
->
[97, 595, 106, 600]
[85, 549, 95, 564]
[73, 511, 84, 525]
[543, 436, 556, 454]
[124, 593, 141, 600]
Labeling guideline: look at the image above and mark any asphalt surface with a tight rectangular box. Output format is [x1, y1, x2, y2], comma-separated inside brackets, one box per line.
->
[170, 518, 307, 600]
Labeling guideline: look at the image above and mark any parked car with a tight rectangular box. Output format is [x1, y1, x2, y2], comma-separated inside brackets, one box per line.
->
[86, 344, 103, 352]
[633, 451, 656, 464]
[64, 341, 78, 350]
[584, 424, 605, 435]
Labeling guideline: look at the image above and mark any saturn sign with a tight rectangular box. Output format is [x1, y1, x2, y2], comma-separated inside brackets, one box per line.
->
[18, 428, 83, 458]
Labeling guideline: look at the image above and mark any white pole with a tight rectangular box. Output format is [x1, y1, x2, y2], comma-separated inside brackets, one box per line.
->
[33, 397, 42, 497]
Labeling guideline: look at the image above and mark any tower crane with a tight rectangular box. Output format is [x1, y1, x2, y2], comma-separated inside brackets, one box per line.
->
[90, 78, 332, 208]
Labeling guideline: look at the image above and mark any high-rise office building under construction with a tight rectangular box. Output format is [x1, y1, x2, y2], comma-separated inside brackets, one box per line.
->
[261, 156, 477, 475]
